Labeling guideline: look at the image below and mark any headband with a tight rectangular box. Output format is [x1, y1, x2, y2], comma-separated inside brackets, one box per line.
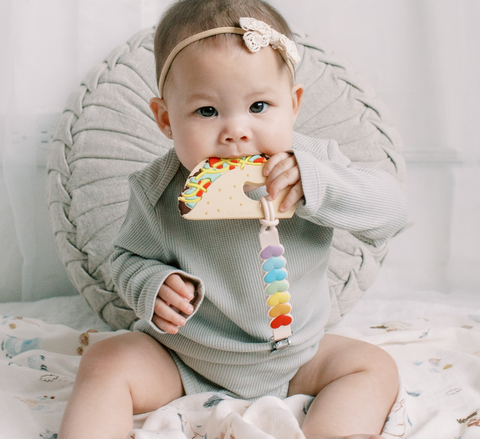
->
[158, 17, 300, 98]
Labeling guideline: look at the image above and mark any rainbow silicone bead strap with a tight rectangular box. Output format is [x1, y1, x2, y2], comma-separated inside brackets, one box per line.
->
[259, 197, 292, 350]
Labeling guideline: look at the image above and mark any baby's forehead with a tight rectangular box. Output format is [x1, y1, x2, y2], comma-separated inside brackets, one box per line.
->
[182, 34, 250, 61]
[173, 37, 290, 77]
[164, 42, 291, 99]
[157, 17, 299, 98]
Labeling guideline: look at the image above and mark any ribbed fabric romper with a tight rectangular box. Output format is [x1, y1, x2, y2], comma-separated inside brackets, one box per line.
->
[111, 132, 408, 400]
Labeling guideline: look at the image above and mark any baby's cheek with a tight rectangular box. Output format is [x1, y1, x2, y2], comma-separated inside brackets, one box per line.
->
[174, 145, 202, 171]
[268, 130, 293, 156]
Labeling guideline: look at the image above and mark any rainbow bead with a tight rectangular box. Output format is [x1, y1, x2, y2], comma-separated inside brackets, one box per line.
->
[259, 246, 292, 331]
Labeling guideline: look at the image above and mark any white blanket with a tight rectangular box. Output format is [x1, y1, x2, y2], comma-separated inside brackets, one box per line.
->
[1, 291, 480, 438]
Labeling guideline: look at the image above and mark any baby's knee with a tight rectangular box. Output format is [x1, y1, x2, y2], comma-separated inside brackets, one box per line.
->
[77, 332, 152, 380]
[367, 344, 398, 377]
[364, 344, 399, 397]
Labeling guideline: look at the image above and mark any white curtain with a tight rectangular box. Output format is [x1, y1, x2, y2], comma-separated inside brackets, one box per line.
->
[0, 0, 169, 302]
[0, 0, 479, 302]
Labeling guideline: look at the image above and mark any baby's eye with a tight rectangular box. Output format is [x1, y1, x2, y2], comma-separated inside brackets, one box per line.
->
[250, 102, 268, 113]
[196, 106, 218, 117]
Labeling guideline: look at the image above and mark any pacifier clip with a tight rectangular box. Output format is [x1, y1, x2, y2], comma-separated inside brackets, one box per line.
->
[259, 197, 292, 351]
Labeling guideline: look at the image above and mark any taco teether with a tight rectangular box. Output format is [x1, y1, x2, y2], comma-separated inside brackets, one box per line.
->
[178, 155, 295, 220]
[179, 155, 294, 350]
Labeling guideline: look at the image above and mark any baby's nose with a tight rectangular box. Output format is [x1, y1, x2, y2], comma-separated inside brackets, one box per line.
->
[221, 119, 250, 143]
[224, 133, 248, 142]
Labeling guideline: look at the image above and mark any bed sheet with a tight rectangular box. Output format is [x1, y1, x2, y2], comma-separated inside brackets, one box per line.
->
[1, 289, 480, 439]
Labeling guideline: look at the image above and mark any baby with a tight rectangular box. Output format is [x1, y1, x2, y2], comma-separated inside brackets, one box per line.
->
[59, 1, 408, 438]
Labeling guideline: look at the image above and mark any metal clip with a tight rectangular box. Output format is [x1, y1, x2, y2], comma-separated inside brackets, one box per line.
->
[271, 337, 291, 351]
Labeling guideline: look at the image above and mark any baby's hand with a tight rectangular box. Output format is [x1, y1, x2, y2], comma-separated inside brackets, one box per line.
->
[153, 274, 195, 334]
[263, 152, 304, 212]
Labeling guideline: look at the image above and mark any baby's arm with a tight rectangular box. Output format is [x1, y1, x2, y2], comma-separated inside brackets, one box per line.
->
[111, 170, 203, 333]
[111, 244, 202, 334]
[288, 132, 408, 246]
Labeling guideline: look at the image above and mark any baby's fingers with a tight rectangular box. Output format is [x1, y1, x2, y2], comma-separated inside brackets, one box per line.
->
[266, 162, 302, 201]
[154, 296, 187, 326]
[279, 181, 304, 212]
[152, 311, 183, 335]
[164, 274, 195, 301]
[263, 152, 291, 177]
[158, 280, 195, 317]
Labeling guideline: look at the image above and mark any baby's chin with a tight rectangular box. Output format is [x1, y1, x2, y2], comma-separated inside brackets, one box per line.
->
[178, 158, 199, 173]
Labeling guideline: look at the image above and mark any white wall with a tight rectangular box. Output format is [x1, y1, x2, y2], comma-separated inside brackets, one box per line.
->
[0, 0, 479, 302]
[275, 0, 480, 294]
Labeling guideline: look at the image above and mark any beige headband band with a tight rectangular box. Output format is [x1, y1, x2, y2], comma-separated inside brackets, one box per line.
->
[158, 17, 300, 98]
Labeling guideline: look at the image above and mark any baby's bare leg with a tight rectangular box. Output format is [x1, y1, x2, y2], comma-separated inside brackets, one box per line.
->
[288, 334, 398, 439]
[58, 331, 184, 439]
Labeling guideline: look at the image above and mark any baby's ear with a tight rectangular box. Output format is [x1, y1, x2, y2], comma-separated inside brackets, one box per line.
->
[149, 97, 173, 139]
[291, 83, 304, 123]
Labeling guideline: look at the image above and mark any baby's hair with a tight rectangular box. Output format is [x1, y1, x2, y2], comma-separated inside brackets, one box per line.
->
[153, 0, 295, 86]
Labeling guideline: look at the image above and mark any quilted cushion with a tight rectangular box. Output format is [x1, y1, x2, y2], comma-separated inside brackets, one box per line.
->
[47, 27, 405, 330]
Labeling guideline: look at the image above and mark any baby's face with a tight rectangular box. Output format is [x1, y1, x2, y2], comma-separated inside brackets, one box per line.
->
[153, 39, 303, 171]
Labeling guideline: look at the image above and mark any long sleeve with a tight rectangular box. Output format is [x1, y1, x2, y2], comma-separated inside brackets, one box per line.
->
[110, 169, 203, 329]
[292, 132, 408, 247]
